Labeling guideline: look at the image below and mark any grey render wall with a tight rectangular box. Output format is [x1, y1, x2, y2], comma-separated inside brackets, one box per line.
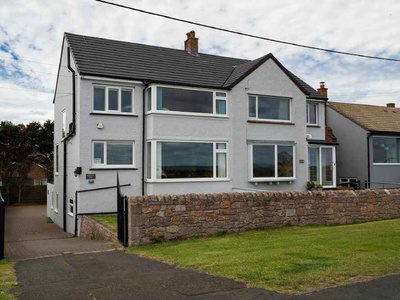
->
[145, 58, 312, 195]
[369, 134, 400, 188]
[50, 38, 81, 233]
[76, 78, 144, 217]
[326, 106, 368, 184]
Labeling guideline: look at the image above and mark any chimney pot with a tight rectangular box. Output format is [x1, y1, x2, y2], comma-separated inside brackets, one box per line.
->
[387, 103, 395, 108]
[317, 81, 328, 98]
[184, 30, 198, 55]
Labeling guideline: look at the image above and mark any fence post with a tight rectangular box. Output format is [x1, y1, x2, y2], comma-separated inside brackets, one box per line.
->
[0, 191, 6, 260]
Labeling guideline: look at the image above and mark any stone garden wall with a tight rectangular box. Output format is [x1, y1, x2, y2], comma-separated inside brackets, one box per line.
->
[128, 189, 400, 246]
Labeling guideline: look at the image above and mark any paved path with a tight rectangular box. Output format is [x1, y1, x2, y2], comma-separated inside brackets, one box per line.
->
[10, 251, 400, 300]
[5, 205, 119, 260]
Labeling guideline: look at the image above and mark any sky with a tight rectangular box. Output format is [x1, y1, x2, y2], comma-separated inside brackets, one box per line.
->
[1, 0, 399, 124]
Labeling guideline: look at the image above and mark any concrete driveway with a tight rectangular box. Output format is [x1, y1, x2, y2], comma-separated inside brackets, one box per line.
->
[4, 205, 119, 260]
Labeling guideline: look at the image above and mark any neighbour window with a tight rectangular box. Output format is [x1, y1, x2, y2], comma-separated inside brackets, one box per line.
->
[34, 179, 47, 186]
[62, 110, 66, 138]
[250, 144, 295, 179]
[249, 95, 290, 121]
[148, 141, 228, 180]
[93, 86, 133, 113]
[55, 145, 59, 174]
[51, 192, 54, 209]
[149, 86, 227, 116]
[307, 103, 318, 125]
[145, 87, 152, 112]
[146, 142, 152, 179]
[93, 141, 134, 167]
[68, 199, 74, 216]
[373, 137, 400, 164]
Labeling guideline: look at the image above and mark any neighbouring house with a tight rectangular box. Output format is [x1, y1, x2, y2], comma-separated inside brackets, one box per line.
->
[327, 102, 400, 189]
[48, 31, 337, 234]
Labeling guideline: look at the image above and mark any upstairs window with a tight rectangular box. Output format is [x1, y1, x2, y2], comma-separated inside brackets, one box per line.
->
[373, 137, 400, 164]
[307, 102, 318, 125]
[147, 86, 227, 116]
[62, 110, 66, 138]
[249, 95, 291, 121]
[93, 86, 133, 114]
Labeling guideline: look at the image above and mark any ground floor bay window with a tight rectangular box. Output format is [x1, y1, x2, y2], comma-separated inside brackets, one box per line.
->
[147, 141, 228, 181]
[308, 146, 336, 188]
[249, 144, 295, 181]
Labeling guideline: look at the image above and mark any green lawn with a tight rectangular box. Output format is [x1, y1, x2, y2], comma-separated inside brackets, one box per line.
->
[0, 260, 16, 299]
[93, 215, 117, 231]
[129, 219, 400, 294]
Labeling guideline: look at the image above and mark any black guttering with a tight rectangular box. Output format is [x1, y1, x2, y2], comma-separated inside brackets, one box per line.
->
[63, 46, 77, 232]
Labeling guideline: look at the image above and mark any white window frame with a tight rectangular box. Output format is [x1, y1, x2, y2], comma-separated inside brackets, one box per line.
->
[146, 84, 228, 117]
[54, 193, 59, 213]
[372, 136, 400, 165]
[62, 109, 66, 138]
[147, 140, 229, 182]
[249, 144, 296, 182]
[248, 94, 292, 122]
[92, 141, 135, 168]
[92, 85, 134, 114]
[55, 144, 59, 175]
[68, 199, 74, 217]
[306, 102, 319, 125]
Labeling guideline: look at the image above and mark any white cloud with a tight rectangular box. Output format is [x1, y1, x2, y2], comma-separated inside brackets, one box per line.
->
[1, 0, 400, 123]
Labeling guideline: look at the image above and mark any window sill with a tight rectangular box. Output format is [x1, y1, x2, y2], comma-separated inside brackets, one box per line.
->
[54, 210, 58, 214]
[249, 178, 296, 183]
[68, 213, 74, 217]
[247, 120, 294, 125]
[146, 178, 231, 183]
[372, 163, 400, 166]
[90, 112, 138, 117]
[146, 111, 229, 119]
[307, 124, 320, 128]
[90, 167, 138, 170]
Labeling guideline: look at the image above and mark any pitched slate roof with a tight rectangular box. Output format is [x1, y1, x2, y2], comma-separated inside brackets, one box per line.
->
[64, 32, 326, 100]
[329, 102, 400, 133]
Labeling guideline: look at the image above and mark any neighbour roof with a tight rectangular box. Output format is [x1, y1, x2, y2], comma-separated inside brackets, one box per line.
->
[64, 33, 326, 100]
[329, 102, 400, 133]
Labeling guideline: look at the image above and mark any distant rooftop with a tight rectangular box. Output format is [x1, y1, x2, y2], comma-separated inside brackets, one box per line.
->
[329, 102, 400, 133]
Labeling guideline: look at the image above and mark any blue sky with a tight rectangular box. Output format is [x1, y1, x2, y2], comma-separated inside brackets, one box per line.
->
[1, 0, 400, 123]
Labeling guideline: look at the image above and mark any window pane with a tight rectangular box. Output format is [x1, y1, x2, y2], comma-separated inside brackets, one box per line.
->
[373, 137, 400, 163]
[216, 143, 227, 149]
[93, 87, 105, 111]
[156, 87, 213, 114]
[157, 142, 213, 179]
[121, 89, 132, 112]
[307, 103, 317, 124]
[278, 146, 293, 177]
[216, 92, 227, 97]
[308, 147, 319, 182]
[146, 87, 152, 111]
[216, 153, 227, 178]
[249, 96, 257, 117]
[107, 143, 133, 165]
[216, 99, 226, 115]
[147, 142, 152, 179]
[93, 143, 104, 164]
[109, 89, 119, 111]
[253, 145, 275, 178]
[258, 96, 290, 120]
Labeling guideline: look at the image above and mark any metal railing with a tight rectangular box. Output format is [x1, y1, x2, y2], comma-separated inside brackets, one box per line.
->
[0, 191, 5, 260]
[364, 181, 400, 189]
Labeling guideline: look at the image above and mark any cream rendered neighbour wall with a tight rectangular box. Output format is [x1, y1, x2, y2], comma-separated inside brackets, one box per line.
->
[77, 78, 143, 215]
[231, 59, 309, 191]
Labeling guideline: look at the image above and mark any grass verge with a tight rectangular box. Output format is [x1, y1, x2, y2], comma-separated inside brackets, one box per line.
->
[129, 218, 400, 294]
[0, 260, 16, 299]
[93, 215, 117, 231]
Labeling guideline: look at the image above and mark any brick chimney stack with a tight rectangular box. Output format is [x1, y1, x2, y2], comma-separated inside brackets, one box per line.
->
[317, 82, 328, 97]
[387, 103, 395, 108]
[184, 31, 198, 55]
